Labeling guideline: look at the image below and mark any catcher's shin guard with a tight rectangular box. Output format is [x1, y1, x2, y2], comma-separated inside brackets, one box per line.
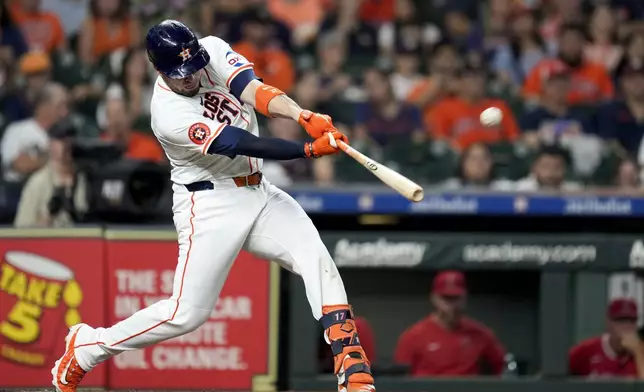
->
[321, 305, 375, 392]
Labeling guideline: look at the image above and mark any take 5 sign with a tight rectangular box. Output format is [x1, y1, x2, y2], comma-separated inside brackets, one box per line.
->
[104, 230, 280, 390]
[0, 229, 106, 387]
[0, 229, 280, 391]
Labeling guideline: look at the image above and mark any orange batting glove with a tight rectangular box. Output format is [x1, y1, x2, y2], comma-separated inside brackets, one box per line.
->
[298, 110, 336, 139]
[304, 130, 349, 158]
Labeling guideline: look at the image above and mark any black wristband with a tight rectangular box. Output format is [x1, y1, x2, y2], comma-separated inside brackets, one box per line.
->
[307, 142, 316, 158]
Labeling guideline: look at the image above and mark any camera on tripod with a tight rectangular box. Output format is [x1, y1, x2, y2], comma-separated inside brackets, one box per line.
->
[53, 119, 169, 223]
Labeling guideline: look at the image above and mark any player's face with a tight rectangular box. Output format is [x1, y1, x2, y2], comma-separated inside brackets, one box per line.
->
[162, 70, 202, 97]
[431, 293, 466, 324]
[608, 318, 638, 341]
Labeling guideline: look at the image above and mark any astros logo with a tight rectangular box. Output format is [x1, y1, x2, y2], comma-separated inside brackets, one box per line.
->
[188, 123, 211, 145]
[178, 47, 192, 62]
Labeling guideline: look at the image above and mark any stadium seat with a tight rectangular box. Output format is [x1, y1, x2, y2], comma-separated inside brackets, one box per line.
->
[489, 141, 532, 180]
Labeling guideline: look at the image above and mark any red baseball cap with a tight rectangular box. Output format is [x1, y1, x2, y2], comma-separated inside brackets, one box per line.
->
[432, 270, 467, 296]
[608, 298, 638, 320]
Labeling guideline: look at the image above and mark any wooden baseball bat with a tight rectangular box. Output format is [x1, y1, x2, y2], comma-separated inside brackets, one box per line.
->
[337, 141, 424, 202]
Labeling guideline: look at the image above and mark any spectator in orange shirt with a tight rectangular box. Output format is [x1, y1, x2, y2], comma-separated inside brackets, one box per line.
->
[267, 0, 325, 48]
[101, 96, 164, 163]
[394, 271, 506, 377]
[428, 63, 520, 151]
[8, 0, 65, 52]
[569, 298, 644, 379]
[77, 0, 141, 65]
[523, 23, 614, 105]
[233, 9, 295, 93]
[407, 40, 463, 129]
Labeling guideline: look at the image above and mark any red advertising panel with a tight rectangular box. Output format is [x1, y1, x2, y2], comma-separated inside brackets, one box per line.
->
[0, 231, 106, 387]
[105, 237, 274, 390]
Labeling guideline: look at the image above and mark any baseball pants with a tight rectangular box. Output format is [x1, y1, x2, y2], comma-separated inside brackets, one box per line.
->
[74, 178, 348, 370]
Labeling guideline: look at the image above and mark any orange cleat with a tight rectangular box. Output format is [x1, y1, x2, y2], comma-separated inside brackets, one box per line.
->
[51, 324, 89, 392]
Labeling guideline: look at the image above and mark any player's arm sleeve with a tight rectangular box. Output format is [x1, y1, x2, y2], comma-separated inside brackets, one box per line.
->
[206, 38, 258, 100]
[393, 328, 416, 366]
[208, 125, 306, 160]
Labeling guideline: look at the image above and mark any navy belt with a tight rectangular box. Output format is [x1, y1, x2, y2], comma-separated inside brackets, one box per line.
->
[185, 172, 262, 192]
[185, 181, 214, 192]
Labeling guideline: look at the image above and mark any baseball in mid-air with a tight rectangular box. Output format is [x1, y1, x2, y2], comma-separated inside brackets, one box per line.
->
[480, 107, 503, 127]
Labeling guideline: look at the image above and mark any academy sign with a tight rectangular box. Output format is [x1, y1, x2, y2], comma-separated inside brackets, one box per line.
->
[462, 242, 597, 264]
[333, 238, 429, 267]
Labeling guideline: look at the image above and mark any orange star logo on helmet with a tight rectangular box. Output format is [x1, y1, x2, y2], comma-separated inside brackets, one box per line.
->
[178, 48, 192, 62]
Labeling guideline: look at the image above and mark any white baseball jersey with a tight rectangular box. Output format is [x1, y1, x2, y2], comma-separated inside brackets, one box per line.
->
[150, 36, 263, 184]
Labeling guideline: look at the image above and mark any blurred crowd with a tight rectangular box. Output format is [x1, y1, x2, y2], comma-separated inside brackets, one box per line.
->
[3, 0, 644, 225]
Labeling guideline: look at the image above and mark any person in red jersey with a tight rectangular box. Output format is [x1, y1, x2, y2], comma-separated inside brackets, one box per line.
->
[569, 298, 644, 379]
[394, 270, 506, 376]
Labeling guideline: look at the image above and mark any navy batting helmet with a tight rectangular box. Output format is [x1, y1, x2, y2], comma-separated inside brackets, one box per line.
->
[146, 20, 210, 79]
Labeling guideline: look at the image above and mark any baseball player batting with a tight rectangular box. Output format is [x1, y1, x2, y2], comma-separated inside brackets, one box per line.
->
[51, 20, 375, 392]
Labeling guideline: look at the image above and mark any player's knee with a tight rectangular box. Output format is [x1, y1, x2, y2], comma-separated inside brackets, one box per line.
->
[169, 304, 211, 334]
